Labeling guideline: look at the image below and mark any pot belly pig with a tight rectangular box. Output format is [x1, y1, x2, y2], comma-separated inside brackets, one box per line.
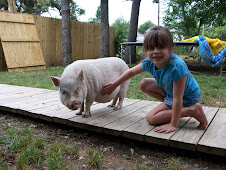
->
[51, 57, 130, 117]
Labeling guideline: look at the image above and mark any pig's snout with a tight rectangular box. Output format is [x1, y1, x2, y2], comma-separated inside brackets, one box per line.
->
[69, 101, 81, 110]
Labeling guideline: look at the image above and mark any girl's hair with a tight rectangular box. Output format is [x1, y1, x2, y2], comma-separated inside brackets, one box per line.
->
[143, 26, 174, 52]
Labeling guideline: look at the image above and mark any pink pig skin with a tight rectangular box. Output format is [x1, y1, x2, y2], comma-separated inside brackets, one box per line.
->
[51, 57, 130, 117]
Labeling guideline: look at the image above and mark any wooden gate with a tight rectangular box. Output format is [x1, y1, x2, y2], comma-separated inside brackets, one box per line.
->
[0, 12, 46, 72]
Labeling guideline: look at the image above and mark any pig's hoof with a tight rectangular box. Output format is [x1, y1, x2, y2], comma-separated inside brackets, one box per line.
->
[108, 104, 115, 108]
[83, 113, 91, 118]
[113, 106, 122, 111]
[76, 112, 83, 116]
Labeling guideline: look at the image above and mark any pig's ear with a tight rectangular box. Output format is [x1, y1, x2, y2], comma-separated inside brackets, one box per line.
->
[78, 69, 84, 81]
[51, 76, 61, 87]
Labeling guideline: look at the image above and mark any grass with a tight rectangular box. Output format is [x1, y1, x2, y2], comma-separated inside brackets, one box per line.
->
[85, 149, 102, 168]
[0, 124, 78, 169]
[0, 123, 186, 170]
[0, 66, 225, 107]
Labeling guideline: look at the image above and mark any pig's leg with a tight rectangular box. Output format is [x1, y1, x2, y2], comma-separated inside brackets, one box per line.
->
[114, 93, 125, 110]
[76, 102, 84, 115]
[114, 81, 129, 110]
[108, 94, 119, 108]
[83, 100, 93, 118]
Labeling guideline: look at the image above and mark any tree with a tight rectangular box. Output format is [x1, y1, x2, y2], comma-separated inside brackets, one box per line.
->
[61, 0, 72, 66]
[125, 0, 141, 64]
[88, 5, 101, 24]
[205, 25, 226, 41]
[138, 20, 155, 34]
[163, 0, 226, 40]
[112, 17, 130, 56]
[100, 0, 109, 58]
[0, 0, 85, 21]
[7, 0, 17, 12]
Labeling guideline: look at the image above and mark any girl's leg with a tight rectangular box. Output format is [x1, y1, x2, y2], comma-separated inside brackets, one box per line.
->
[139, 78, 165, 102]
[146, 103, 208, 130]
[139, 78, 208, 129]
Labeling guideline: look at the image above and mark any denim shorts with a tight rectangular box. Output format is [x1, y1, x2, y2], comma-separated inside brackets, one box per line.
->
[163, 93, 201, 108]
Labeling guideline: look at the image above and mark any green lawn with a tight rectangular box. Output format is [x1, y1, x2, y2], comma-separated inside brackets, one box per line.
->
[0, 66, 225, 107]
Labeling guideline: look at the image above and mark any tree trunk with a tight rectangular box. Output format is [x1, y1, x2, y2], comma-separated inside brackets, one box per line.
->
[7, 0, 17, 13]
[61, 0, 72, 66]
[125, 0, 141, 64]
[100, 0, 109, 58]
[197, 18, 203, 35]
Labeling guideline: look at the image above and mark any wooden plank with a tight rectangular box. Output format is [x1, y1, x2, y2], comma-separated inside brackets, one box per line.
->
[0, 87, 34, 95]
[0, 12, 35, 24]
[0, 88, 54, 103]
[34, 16, 57, 66]
[40, 107, 77, 124]
[37, 100, 100, 124]
[68, 99, 139, 129]
[55, 19, 62, 65]
[0, 92, 57, 109]
[0, 38, 7, 71]
[0, 91, 57, 113]
[0, 84, 56, 92]
[169, 106, 219, 151]
[0, 12, 46, 72]
[85, 100, 154, 133]
[6, 98, 60, 116]
[102, 100, 157, 136]
[8, 66, 46, 72]
[2, 42, 46, 68]
[1, 39, 40, 42]
[0, 21, 39, 42]
[197, 108, 226, 156]
[36, 101, 109, 122]
[123, 118, 154, 141]
[7, 97, 60, 113]
[122, 102, 161, 141]
[144, 117, 191, 146]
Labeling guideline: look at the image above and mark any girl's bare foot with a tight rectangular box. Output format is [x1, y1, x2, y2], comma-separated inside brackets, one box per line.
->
[193, 103, 208, 130]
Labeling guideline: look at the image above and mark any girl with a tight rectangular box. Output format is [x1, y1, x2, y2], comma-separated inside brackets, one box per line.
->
[101, 26, 208, 134]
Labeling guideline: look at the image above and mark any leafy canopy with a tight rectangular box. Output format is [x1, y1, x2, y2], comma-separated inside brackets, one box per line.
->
[0, 0, 85, 21]
[163, 0, 226, 40]
[112, 17, 130, 56]
[138, 20, 155, 34]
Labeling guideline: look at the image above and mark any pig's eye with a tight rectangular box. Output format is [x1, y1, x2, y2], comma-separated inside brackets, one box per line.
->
[62, 91, 68, 95]
[75, 88, 79, 94]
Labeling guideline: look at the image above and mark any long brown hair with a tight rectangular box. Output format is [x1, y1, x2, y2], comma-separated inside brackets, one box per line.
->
[143, 26, 174, 52]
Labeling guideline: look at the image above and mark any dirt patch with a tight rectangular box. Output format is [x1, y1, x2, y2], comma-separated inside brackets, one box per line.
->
[0, 111, 225, 170]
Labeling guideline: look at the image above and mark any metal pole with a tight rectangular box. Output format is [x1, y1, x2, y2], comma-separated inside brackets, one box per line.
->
[121, 44, 123, 60]
[129, 46, 131, 65]
[158, 0, 160, 26]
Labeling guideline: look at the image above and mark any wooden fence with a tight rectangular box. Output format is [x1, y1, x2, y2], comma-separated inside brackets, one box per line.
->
[0, 11, 115, 70]
[34, 15, 115, 66]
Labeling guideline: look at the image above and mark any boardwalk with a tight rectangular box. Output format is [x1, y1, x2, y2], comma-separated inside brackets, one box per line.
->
[0, 84, 225, 156]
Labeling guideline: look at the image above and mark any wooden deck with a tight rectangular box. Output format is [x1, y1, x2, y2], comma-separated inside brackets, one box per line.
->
[0, 84, 225, 156]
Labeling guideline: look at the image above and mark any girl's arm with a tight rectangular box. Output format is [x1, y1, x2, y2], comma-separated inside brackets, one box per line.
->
[171, 75, 186, 127]
[101, 63, 144, 95]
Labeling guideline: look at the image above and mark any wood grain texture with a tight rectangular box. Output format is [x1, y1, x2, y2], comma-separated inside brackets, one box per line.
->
[197, 108, 226, 156]
[0, 12, 46, 72]
[0, 84, 224, 156]
[169, 106, 219, 151]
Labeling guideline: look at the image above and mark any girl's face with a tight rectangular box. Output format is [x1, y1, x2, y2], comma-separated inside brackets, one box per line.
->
[146, 45, 172, 69]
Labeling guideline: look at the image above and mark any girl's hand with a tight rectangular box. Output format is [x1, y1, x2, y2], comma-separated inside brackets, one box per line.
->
[154, 124, 177, 134]
[101, 82, 116, 95]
